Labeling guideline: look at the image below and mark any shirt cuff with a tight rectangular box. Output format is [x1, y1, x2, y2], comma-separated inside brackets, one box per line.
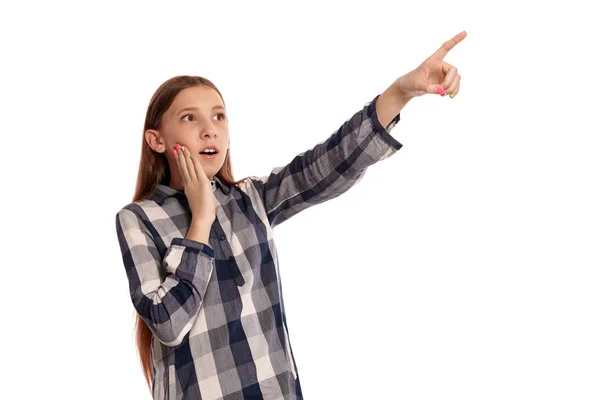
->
[170, 237, 215, 258]
[366, 94, 403, 150]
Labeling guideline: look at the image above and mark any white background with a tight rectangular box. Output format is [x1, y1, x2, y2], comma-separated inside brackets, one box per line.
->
[1, 1, 598, 399]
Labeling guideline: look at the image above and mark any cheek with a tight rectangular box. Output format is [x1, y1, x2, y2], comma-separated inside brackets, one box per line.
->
[168, 132, 189, 147]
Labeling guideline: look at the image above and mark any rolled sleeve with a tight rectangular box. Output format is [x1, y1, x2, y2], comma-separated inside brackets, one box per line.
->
[116, 208, 215, 346]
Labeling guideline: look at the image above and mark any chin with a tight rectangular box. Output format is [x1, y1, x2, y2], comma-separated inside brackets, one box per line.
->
[205, 164, 222, 177]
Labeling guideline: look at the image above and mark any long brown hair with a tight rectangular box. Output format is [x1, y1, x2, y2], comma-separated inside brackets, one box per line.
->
[130, 75, 247, 391]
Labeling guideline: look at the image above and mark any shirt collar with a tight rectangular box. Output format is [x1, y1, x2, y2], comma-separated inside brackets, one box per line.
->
[153, 175, 231, 205]
[211, 175, 231, 195]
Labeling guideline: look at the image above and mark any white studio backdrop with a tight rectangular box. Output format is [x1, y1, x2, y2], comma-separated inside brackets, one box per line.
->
[0, 1, 598, 399]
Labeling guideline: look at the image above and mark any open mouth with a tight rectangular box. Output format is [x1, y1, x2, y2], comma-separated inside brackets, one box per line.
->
[199, 149, 218, 159]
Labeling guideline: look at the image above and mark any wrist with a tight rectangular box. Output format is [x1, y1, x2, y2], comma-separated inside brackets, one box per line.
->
[186, 221, 211, 244]
[392, 76, 415, 102]
[191, 217, 214, 228]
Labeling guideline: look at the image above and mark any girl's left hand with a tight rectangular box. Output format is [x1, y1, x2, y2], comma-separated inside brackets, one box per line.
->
[394, 31, 467, 99]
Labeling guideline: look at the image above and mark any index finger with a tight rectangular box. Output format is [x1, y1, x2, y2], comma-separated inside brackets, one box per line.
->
[431, 31, 467, 61]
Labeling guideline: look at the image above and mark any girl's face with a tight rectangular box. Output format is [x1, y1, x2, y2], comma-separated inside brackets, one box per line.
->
[147, 85, 230, 181]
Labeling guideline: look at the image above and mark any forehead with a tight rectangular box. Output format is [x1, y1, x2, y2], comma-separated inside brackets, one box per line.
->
[168, 85, 223, 116]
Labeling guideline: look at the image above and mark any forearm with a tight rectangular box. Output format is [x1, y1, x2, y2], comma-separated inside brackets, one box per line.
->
[376, 82, 412, 129]
[116, 208, 215, 346]
[186, 219, 212, 244]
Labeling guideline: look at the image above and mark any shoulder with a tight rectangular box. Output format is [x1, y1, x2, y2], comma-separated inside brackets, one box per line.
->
[115, 199, 161, 223]
[238, 176, 267, 190]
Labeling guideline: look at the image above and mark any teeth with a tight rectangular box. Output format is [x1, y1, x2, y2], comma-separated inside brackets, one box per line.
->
[201, 149, 216, 154]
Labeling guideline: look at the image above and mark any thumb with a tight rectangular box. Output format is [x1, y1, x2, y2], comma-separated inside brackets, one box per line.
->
[191, 153, 211, 183]
[197, 161, 210, 182]
[427, 84, 446, 96]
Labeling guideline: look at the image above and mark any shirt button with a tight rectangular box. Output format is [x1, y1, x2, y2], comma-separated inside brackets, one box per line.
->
[219, 234, 226, 241]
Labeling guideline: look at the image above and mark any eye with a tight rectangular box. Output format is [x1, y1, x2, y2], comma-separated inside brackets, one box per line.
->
[181, 114, 195, 122]
[181, 113, 226, 122]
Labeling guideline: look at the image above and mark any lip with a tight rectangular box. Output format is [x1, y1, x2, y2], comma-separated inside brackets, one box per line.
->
[199, 153, 218, 160]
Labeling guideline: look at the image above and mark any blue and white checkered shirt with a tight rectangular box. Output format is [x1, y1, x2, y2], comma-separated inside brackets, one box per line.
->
[115, 94, 402, 399]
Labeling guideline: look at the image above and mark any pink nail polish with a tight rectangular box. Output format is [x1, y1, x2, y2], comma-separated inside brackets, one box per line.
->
[436, 87, 446, 96]
[172, 149, 177, 156]
[175, 144, 181, 150]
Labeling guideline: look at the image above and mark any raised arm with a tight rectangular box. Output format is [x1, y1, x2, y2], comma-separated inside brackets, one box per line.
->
[248, 30, 466, 228]
[248, 93, 403, 228]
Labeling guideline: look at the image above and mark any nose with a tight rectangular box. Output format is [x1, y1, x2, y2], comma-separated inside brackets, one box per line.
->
[202, 128, 217, 138]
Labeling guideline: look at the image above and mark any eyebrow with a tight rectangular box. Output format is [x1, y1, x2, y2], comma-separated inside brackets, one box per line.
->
[175, 105, 226, 116]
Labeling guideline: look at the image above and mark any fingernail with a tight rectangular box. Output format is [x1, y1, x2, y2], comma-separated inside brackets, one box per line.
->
[190, 154, 194, 159]
[450, 93, 456, 98]
[172, 149, 177, 156]
[175, 144, 181, 150]
[182, 146, 185, 151]
[436, 87, 446, 96]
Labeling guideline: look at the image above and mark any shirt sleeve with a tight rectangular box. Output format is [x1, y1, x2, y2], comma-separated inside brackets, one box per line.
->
[248, 93, 403, 228]
[115, 207, 215, 347]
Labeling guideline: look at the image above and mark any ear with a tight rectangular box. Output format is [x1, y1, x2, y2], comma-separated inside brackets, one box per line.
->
[145, 129, 167, 153]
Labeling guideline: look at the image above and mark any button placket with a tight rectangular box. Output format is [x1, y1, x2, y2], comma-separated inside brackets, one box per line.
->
[211, 220, 244, 287]
[227, 256, 245, 287]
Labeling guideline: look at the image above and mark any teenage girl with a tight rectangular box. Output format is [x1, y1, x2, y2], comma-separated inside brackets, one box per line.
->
[115, 31, 466, 400]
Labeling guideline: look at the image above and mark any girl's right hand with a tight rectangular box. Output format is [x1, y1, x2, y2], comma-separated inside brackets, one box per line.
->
[173, 144, 217, 223]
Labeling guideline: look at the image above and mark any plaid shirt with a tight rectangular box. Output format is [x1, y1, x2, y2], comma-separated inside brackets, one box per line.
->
[115, 94, 402, 400]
